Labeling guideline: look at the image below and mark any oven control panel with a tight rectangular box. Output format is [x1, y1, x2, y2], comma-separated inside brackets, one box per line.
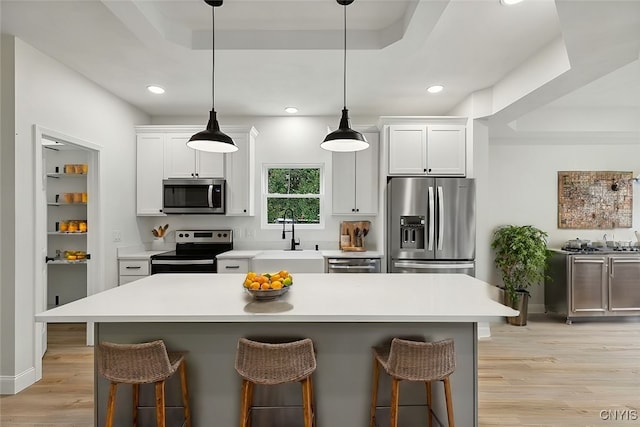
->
[175, 229, 233, 244]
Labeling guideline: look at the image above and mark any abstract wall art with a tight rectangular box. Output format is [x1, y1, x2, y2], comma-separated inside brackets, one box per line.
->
[557, 171, 633, 229]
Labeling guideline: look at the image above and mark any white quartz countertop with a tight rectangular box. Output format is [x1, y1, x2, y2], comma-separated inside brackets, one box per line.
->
[216, 250, 263, 259]
[321, 250, 383, 258]
[35, 273, 517, 323]
[117, 250, 168, 260]
[217, 249, 383, 259]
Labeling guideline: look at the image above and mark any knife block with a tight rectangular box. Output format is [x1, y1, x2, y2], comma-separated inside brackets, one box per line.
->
[339, 221, 370, 251]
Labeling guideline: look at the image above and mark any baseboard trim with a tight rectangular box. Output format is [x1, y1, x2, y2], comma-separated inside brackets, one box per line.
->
[478, 322, 492, 339]
[529, 303, 545, 314]
[0, 367, 36, 395]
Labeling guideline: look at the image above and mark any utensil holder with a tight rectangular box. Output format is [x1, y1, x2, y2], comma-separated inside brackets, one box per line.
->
[151, 237, 164, 250]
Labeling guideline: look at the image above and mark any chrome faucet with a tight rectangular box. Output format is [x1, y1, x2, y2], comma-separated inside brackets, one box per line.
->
[282, 208, 300, 250]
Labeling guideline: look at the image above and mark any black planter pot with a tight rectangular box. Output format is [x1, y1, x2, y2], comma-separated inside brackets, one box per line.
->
[504, 289, 530, 326]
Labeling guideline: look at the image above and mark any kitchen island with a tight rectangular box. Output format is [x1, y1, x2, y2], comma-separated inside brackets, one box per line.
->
[36, 273, 516, 426]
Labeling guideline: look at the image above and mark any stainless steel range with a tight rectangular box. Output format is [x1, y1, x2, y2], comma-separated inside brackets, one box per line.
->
[151, 229, 233, 274]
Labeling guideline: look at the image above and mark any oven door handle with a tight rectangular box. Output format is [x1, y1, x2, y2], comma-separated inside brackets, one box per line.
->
[151, 259, 215, 265]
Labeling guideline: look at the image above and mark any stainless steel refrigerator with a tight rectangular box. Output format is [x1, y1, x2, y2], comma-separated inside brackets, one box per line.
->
[387, 177, 476, 275]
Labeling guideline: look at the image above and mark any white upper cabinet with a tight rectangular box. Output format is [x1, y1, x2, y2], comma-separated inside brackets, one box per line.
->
[135, 125, 257, 217]
[136, 133, 166, 216]
[426, 125, 466, 176]
[332, 131, 379, 215]
[384, 118, 467, 177]
[163, 133, 224, 179]
[388, 125, 427, 175]
[225, 128, 258, 216]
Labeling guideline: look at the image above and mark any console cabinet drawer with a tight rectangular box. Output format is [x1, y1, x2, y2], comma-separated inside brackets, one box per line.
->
[119, 259, 150, 276]
[217, 259, 249, 274]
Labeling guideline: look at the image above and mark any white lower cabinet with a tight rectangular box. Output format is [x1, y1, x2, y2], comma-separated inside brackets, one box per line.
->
[217, 259, 250, 274]
[118, 259, 151, 285]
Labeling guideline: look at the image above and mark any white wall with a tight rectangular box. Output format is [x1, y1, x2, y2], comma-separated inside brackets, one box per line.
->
[1, 34, 17, 387]
[142, 115, 382, 252]
[0, 36, 149, 393]
[484, 137, 640, 310]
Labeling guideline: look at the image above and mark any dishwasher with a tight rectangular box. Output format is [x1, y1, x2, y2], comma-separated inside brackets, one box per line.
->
[327, 258, 381, 273]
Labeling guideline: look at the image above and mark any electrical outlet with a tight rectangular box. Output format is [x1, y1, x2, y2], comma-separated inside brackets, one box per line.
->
[112, 231, 121, 242]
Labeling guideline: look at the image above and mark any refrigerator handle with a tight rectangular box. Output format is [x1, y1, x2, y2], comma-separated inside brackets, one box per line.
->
[437, 186, 444, 251]
[428, 186, 435, 251]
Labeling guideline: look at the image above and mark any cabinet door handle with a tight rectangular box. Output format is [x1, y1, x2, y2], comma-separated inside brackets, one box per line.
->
[356, 208, 359, 212]
[126, 266, 142, 269]
[225, 265, 240, 269]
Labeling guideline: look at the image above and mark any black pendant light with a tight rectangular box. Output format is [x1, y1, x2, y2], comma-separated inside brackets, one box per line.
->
[321, 0, 368, 152]
[187, 0, 238, 153]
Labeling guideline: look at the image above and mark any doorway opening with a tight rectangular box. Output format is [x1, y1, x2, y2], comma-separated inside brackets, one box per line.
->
[33, 125, 102, 382]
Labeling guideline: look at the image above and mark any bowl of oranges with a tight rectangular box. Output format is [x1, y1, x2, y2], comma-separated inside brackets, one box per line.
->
[243, 270, 293, 301]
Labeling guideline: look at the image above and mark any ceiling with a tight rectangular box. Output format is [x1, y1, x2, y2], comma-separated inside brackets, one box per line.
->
[1, 0, 639, 124]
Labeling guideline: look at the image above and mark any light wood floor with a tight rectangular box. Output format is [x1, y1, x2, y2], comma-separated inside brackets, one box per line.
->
[1, 316, 639, 426]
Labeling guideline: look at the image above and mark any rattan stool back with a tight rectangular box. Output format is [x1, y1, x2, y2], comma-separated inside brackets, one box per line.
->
[235, 337, 317, 427]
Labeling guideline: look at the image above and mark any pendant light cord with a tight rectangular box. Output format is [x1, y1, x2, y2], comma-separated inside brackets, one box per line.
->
[211, 5, 216, 110]
[343, 3, 347, 109]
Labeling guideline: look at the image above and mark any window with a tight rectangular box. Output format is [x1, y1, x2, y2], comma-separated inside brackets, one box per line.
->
[263, 165, 323, 227]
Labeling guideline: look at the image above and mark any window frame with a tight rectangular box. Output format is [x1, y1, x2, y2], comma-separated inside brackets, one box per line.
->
[261, 163, 325, 230]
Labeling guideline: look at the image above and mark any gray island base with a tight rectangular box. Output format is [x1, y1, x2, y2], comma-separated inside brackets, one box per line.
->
[36, 273, 517, 426]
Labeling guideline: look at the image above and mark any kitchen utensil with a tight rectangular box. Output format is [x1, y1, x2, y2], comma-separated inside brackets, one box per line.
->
[152, 229, 158, 238]
[565, 239, 591, 249]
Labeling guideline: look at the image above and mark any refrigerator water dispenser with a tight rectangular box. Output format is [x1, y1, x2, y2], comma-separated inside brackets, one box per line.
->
[400, 216, 425, 249]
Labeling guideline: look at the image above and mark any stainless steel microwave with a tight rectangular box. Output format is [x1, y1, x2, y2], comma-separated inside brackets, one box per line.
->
[162, 178, 225, 214]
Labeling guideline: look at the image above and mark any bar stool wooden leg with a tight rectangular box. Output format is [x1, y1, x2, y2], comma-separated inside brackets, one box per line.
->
[247, 381, 254, 427]
[106, 382, 117, 427]
[301, 376, 313, 427]
[239, 379, 251, 427]
[389, 378, 400, 427]
[155, 381, 166, 427]
[308, 375, 316, 427]
[132, 383, 140, 427]
[369, 355, 380, 427]
[426, 381, 433, 427]
[178, 361, 191, 427]
[443, 377, 455, 427]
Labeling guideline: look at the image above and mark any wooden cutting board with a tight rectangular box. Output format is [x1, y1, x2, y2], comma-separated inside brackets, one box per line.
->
[339, 221, 370, 251]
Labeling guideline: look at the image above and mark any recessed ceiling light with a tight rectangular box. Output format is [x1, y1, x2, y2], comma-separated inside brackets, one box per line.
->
[427, 85, 444, 94]
[500, 0, 524, 5]
[147, 85, 165, 94]
[285, 107, 299, 114]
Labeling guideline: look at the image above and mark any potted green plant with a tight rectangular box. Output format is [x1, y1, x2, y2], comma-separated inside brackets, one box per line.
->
[491, 225, 551, 326]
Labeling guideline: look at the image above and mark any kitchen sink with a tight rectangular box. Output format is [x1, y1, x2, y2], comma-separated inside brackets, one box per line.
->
[252, 250, 325, 273]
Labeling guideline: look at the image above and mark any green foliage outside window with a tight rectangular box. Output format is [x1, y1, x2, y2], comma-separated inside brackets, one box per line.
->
[266, 168, 321, 224]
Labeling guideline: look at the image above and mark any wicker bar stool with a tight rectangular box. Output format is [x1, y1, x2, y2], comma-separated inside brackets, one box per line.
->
[369, 338, 455, 427]
[97, 340, 191, 427]
[234, 337, 317, 427]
